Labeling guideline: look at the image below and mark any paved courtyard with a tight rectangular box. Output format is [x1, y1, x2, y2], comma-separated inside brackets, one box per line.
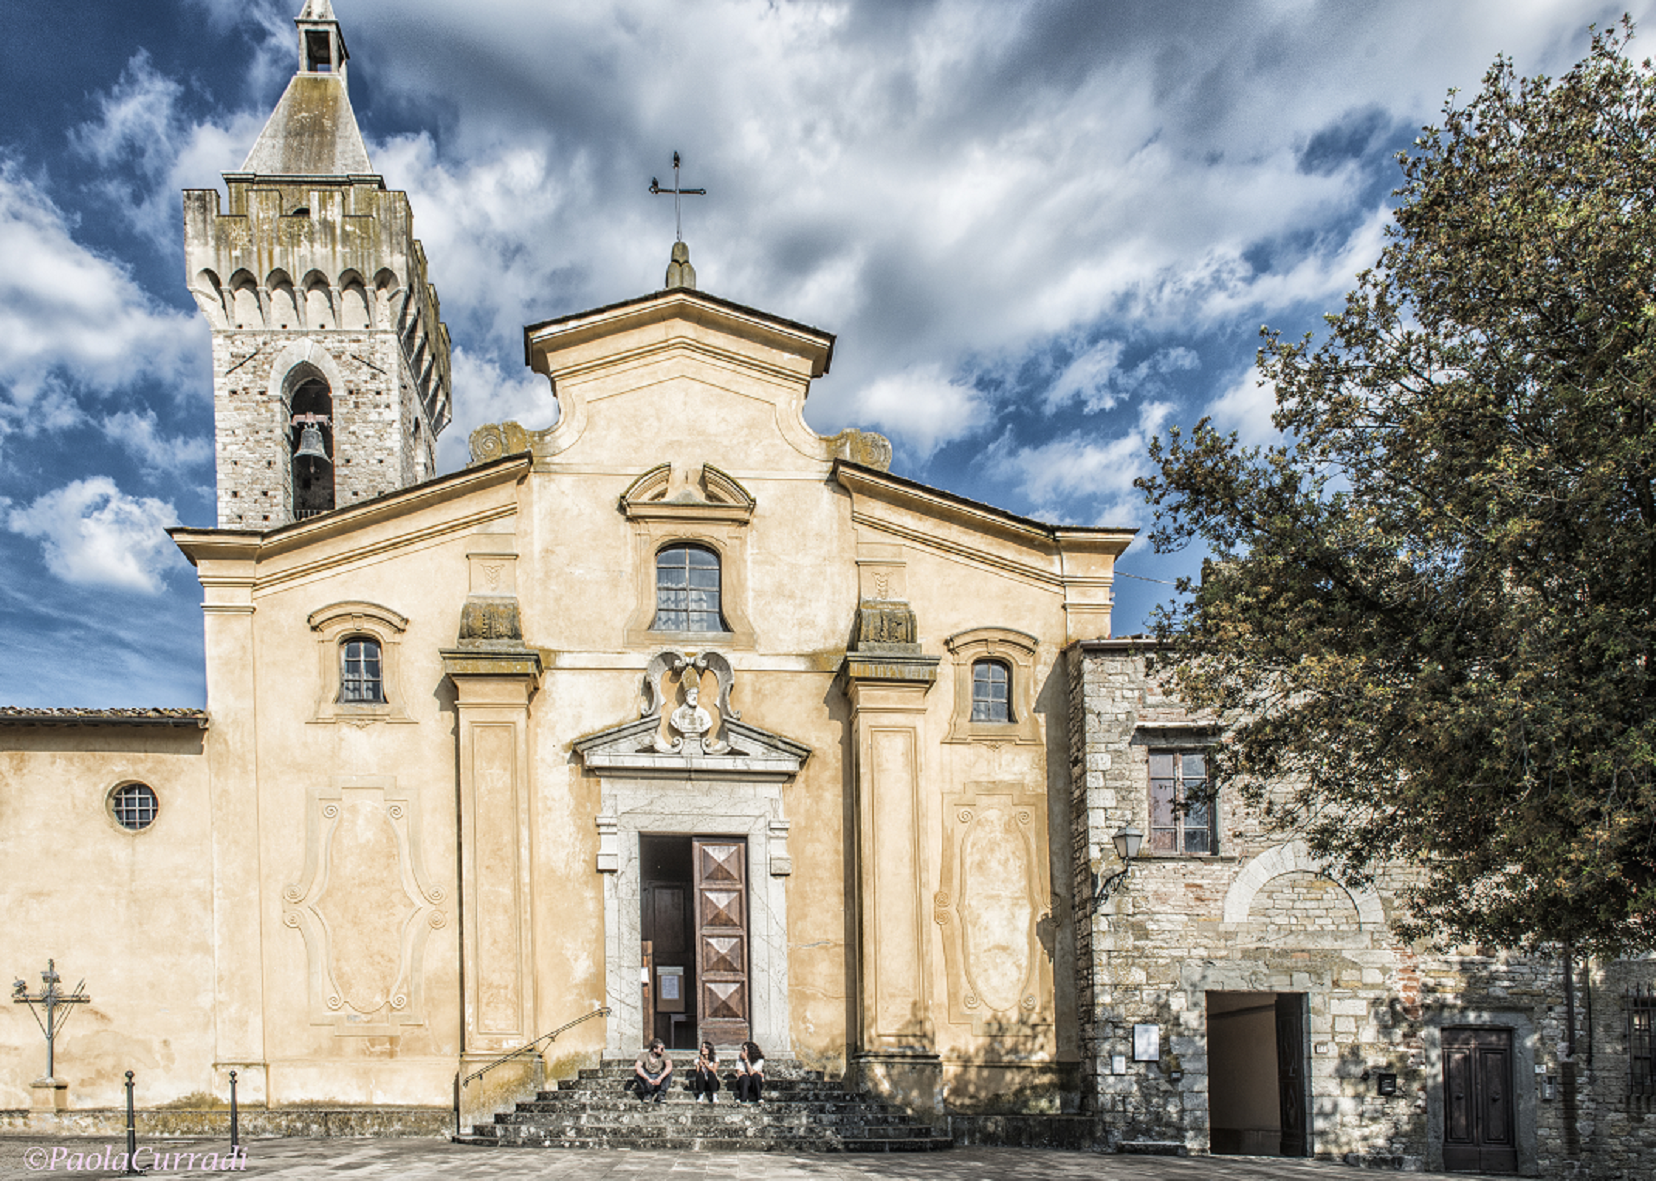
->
[0, 1138, 1514, 1180]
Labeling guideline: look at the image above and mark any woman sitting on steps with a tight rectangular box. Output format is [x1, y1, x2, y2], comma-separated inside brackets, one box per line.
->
[734, 1041, 765, 1104]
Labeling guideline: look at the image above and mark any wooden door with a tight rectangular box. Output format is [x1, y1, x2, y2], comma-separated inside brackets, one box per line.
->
[1443, 1027, 1518, 1174]
[1275, 993, 1309, 1157]
[692, 838, 750, 1046]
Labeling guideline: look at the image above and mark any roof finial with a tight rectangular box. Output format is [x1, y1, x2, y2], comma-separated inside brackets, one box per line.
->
[650, 152, 706, 291]
[665, 241, 697, 291]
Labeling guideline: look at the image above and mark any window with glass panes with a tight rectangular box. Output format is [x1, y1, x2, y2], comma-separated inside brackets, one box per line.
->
[654, 544, 725, 632]
[1148, 750, 1214, 854]
[340, 637, 385, 703]
[970, 660, 1011, 722]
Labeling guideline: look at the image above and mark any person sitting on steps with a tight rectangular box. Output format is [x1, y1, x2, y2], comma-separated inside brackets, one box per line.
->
[734, 1040, 765, 1103]
[690, 1040, 720, 1104]
[632, 1038, 673, 1104]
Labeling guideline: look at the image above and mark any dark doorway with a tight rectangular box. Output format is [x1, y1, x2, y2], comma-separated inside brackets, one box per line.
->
[639, 836, 750, 1050]
[1443, 1027, 1518, 1174]
[1207, 991, 1310, 1157]
[641, 836, 695, 1049]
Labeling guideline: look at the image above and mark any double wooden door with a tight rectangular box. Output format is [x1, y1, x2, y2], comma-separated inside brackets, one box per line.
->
[1443, 1027, 1518, 1174]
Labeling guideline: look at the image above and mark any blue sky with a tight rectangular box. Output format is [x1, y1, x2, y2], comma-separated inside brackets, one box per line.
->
[0, 0, 1646, 706]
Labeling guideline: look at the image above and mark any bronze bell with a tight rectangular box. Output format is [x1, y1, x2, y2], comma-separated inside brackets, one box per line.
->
[294, 424, 330, 463]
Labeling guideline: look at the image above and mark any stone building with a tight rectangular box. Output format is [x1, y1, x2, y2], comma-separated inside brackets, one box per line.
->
[2, 3, 1653, 1173]
[1068, 641, 1656, 1176]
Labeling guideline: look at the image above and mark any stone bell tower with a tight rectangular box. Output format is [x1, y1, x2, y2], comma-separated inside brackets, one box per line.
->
[182, 0, 452, 529]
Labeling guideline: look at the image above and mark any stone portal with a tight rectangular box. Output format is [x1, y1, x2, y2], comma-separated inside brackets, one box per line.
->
[577, 650, 807, 1058]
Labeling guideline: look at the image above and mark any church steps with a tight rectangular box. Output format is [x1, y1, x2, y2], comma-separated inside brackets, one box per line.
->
[459, 1058, 951, 1152]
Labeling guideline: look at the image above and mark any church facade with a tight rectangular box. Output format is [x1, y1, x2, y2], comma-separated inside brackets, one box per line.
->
[2, 5, 1653, 1174]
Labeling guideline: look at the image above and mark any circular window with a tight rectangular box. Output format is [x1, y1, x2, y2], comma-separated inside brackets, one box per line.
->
[110, 783, 158, 831]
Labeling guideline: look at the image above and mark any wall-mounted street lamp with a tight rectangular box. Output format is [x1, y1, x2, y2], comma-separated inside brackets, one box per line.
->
[1092, 823, 1143, 907]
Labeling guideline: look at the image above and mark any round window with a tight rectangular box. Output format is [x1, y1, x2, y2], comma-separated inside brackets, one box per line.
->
[110, 783, 158, 831]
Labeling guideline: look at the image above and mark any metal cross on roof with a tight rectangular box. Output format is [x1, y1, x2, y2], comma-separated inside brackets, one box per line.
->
[12, 959, 90, 1082]
[649, 151, 706, 243]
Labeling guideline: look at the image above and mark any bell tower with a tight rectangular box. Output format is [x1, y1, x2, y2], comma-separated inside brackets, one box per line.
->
[183, 0, 452, 529]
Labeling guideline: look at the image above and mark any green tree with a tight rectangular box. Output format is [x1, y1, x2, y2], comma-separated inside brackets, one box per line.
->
[1138, 22, 1656, 956]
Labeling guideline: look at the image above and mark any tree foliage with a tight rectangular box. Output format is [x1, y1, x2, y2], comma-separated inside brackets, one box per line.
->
[1138, 23, 1656, 955]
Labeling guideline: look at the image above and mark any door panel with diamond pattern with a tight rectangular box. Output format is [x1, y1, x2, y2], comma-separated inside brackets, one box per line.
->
[693, 838, 750, 1044]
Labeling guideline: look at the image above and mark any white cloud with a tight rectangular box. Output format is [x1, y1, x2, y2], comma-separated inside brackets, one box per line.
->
[100, 410, 214, 472]
[996, 399, 1173, 524]
[849, 363, 991, 459]
[1205, 365, 1282, 447]
[0, 164, 203, 412]
[7, 477, 183, 593]
[73, 52, 265, 249]
[1044, 342, 1200, 413]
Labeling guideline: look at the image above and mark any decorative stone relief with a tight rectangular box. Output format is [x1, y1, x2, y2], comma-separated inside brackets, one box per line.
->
[934, 782, 1053, 1037]
[457, 597, 523, 645]
[829, 427, 894, 471]
[854, 600, 920, 653]
[282, 776, 445, 1033]
[468, 420, 530, 465]
[575, 650, 810, 775]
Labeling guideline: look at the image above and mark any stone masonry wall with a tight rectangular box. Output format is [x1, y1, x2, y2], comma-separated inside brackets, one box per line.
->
[211, 330, 432, 527]
[1067, 640, 1656, 1176]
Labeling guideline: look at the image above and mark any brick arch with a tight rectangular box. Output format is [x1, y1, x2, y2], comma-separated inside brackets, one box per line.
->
[1222, 840, 1385, 929]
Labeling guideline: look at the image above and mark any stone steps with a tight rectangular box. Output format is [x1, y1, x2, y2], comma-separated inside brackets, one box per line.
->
[457, 1059, 951, 1153]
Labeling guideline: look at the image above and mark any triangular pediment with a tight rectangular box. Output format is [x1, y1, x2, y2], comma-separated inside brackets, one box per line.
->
[574, 715, 809, 778]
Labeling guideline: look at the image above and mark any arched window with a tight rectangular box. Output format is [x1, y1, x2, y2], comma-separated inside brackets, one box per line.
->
[340, 637, 385, 703]
[970, 659, 1011, 723]
[653, 544, 725, 632]
[289, 372, 335, 517]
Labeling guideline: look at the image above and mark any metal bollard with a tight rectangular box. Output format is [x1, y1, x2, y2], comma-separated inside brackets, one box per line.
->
[229, 1070, 239, 1151]
[122, 1070, 145, 1176]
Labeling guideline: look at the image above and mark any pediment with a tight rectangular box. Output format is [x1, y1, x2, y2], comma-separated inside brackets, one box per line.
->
[620, 463, 754, 523]
[573, 648, 809, 778]
[574, 715, 809, 777]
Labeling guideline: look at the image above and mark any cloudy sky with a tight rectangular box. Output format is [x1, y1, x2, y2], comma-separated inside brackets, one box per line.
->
[0, 0, 1645, 706]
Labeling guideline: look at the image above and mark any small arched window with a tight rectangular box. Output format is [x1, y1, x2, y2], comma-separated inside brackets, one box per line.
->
[653, 544, 725, 632]
[970, 659, 1012, 723]
[340, 637, 385, 703]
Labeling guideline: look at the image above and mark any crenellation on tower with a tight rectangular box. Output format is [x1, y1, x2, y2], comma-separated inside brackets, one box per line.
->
[184, 1, 451, 529]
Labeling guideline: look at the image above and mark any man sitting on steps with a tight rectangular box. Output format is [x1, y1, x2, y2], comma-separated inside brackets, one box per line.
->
[632, 1038, 673, 1104]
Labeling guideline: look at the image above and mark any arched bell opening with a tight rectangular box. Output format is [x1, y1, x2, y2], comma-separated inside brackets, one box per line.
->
[289, 375, 335, 518]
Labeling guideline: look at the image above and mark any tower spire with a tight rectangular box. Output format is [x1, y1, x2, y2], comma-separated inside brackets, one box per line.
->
[239, 0, 370, 176]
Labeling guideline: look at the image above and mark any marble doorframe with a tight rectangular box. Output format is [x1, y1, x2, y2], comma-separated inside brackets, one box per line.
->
[596, 776, 793, 1058]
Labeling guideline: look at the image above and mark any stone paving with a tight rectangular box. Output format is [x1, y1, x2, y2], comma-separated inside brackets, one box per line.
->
[0, 1137, 1516, 1180]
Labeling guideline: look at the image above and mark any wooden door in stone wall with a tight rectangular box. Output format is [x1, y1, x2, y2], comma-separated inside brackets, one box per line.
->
[1443, 1027, 1518, 1174]
[1275, 993, 1310, 1157]
[693, 838, 750, 1046]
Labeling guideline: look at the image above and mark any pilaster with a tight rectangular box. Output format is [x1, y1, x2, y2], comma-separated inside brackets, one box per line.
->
[444, 548, 541, 1124]
[841, 598, 942, 1118]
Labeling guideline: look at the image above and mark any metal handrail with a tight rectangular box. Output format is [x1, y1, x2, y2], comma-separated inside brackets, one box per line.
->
[461, 1007, 611, 1088]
